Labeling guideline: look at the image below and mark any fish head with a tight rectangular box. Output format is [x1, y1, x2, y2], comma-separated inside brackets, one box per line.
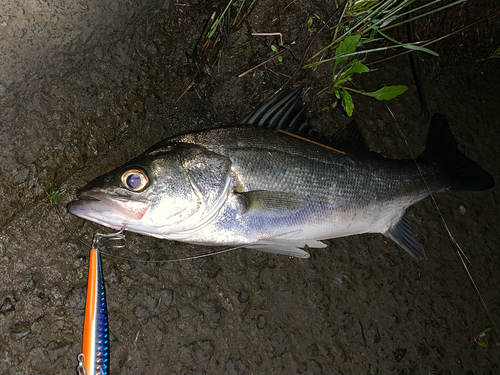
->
[67, 142, 233, 239]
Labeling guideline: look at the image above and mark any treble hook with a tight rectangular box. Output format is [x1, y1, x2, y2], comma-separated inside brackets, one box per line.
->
[91, 230, 126, 250]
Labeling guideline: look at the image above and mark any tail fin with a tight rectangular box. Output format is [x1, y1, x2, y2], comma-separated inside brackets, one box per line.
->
[418, 114, 494, 192]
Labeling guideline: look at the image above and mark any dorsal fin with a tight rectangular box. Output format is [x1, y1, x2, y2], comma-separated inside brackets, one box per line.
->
[233, 87, 370, 152]
[232, 87, 312, 135]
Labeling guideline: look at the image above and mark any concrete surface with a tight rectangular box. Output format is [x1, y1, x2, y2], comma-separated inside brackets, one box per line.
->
[1, 0, 500, 374]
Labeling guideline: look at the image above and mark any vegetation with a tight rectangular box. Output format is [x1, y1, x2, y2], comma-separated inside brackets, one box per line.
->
[304, 0, 465, 115]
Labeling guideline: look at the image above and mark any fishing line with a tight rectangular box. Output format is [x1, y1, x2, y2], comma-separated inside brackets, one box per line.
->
[100, 243, 245, 263]
[384, 104, 497, 333]
[50, 200, 90, 249]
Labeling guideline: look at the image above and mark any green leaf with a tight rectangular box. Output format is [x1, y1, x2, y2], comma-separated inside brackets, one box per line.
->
[402, 44, 439, 56]
[46, 190, 65, 204]
[277, 55, 283, 62]
[336, 34, 361, 56]
[334, 34, 361, 73]
[341, 88, 354, 117]
[487, 47, 500, 59]
[271, 45, 278, 53]
[362, 85, 408, 101]
[377, 29, 438, 57]
[334, 74, 352, 87]
[346, 60, 370, 75]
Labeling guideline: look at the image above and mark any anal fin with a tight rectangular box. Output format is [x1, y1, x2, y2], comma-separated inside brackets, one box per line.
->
[245, 238, 327, 259]
[384, 211, 426, 260]
[245, 243, 311, 258]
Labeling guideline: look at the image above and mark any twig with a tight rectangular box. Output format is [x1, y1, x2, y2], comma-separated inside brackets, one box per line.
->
[251, 32, 283, 46]
[237, 50, 287, 78]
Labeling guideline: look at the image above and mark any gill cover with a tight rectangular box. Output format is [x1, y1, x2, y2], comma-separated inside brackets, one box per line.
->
[144, 143, 233, 238]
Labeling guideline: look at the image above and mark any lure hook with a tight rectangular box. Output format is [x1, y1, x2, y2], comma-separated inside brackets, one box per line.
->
[91, 230, 126, 250]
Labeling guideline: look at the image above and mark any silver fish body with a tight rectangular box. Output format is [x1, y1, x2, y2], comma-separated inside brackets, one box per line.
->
[68, 89, 494, 259]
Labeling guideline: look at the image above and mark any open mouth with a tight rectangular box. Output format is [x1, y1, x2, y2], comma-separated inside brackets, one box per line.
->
[67, 190, 151, 223]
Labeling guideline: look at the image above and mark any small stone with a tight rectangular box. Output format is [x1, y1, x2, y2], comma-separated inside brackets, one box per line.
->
[179, 305, 196, 318]
[393, 348, 407, 362]
[25, 277, 36, 291]
[64, 287, 85, 309]
[178, 340, 213, 365]
[13, 167, 29, 186]
[256, 315, 267, 329]
[151, 316, 167, 333]
[237, 291, 249, 303]
[158, 289, 174, 307]
[0, 298, 15, 314]
[267, 328, 292, 358]
[133, 305, 150, 323]
[164, 307, 179, 322]
[127, 289, 137, 301]
[458, 205, 466, 215]
[46, 341, 72, 365]
[11, 321, 31, 340]
[224, 358, 248, 375]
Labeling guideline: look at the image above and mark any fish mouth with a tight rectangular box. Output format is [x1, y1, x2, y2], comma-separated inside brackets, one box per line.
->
[67, 190, 151, 228]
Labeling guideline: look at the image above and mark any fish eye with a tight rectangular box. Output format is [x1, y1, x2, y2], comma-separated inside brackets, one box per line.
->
[121, 169, 149, 191]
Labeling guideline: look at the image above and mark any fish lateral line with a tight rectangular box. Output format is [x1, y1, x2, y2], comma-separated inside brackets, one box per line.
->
[277, 129, 346, 155]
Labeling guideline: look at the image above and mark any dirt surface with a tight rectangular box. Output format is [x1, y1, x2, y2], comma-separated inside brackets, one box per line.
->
[1, 1, 500, 374]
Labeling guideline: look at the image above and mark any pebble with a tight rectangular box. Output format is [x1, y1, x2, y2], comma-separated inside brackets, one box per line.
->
[127, 289, 137, 301]
[267, 327, 292, 358]
[256, 314, 267, 329]
[224, 358, 248, 375]
[133, 305, 150, 323]
[46, 341, 72, 365]
[178, 340, 213, 365]
[163, 307, 180, 322]
[64, 287, 85, 309]
[178, 305, 197, 318]
[158, 289, 174, 307]
[0, 297, 15, 314]
[10, 321, 31, 340]
[24, 277, 36, 291]
[237, 291, 249, 303]
[393, 348, 407, 362]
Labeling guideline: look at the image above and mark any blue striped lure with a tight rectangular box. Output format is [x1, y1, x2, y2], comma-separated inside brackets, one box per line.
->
[77, 234, 110, 375]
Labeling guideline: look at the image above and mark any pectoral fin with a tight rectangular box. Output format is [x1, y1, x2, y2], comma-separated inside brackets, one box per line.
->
[384, 211, 426, 260]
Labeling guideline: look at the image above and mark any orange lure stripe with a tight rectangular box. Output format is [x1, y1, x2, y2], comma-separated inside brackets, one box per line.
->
[82, 247, 110, 375]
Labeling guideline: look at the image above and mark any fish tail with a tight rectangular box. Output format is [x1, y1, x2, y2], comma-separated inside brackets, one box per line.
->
[418, 114, 494, 192]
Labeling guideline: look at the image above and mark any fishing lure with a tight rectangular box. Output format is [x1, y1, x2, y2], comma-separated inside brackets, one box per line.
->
[77, 233, 113, 375]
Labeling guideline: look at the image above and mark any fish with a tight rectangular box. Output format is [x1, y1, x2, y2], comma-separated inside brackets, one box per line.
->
[67, 88, 494, 260]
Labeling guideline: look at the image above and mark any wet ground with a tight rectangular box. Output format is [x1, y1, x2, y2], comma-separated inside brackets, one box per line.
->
[1, 1, 500, 374]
